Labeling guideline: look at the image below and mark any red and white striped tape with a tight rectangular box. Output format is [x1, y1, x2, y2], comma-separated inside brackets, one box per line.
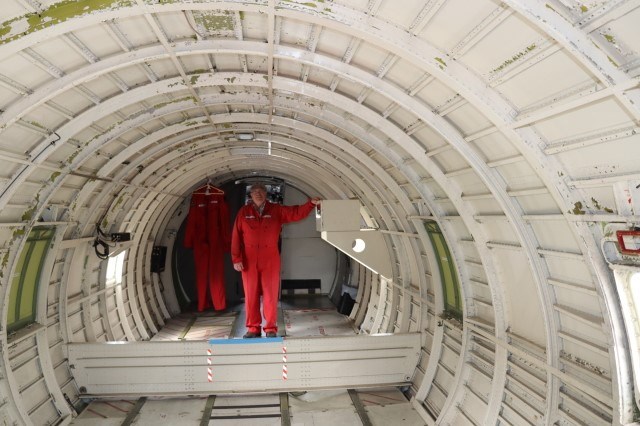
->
[207, 348, 213, 382]
[282, 346, 288, 380]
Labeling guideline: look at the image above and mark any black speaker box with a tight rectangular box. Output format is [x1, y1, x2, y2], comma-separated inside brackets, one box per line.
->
[151, 246, 167, 273]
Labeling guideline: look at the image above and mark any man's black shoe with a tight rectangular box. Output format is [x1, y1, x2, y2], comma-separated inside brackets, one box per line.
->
[265, 331, 277, 338]
[243, 331, 261, 338]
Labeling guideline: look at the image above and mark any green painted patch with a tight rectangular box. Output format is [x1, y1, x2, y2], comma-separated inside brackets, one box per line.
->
[0, 252, 10, 278]
[195, 12, 234, 32]
[190, 74, 200, 85]
[492, 44, 537, 73]
[1, 0, 133, 45]
[580, 5, 588, 12]
[21, 208, 34, 222]
[591, 197, 614, 213]
[29, 121, 47, 130]
[152, 96, 196, 110]
[21, 192, 39, 222]
[49, 171, 61, 182]
[67, 150, 80, 164]
[280, 0, 319, 7]
[570, 201, 586, 215]
[434, 57, 446, 69]
[114, 194, 125, 209]
[608, 55, 619, 67]
[603, 34, 615, 43]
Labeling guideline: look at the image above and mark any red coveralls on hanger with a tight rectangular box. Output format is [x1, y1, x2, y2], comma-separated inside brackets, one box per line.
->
[184, 187, 230, 311]
[231, 197, 316, 336]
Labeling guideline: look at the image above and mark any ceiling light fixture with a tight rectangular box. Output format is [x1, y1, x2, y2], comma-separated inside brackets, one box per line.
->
[237, 133, 254, 140]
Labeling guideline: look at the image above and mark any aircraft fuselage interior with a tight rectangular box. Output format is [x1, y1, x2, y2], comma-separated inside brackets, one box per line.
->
[1, 1, 640, 425]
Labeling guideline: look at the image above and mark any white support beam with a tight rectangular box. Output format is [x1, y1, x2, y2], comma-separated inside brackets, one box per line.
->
[0, 73, 33, 95]
[449, 4, 513, 58]
[408, 0, 446, 36]
[20, 48, 65, 78]
[512, 79, 640, 129]
[505, 0, 640, 124]
[543, 125, 640, 155]
[14, 0, 42, 13]
[547, 278, 597, 296]
[578, 0, 639, 32]
[468, 323, 613, 406]
[553, 305, 603, 330]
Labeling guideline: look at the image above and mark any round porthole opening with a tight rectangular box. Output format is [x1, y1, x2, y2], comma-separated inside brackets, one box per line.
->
[352, 238, 366, 253]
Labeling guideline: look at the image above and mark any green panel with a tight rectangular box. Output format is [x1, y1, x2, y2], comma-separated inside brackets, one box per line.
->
[6, 246, 26, 325]
[424, 221, 462, 320]
[18, 240, 48, 322]
[7, 228, 55, 333]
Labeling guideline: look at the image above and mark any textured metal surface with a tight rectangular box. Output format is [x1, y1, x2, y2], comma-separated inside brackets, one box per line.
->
[68, 334, 420, 396]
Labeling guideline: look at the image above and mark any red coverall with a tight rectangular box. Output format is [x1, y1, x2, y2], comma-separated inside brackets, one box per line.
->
[184, 192, 230, 311]
[231, 200, 316, 334]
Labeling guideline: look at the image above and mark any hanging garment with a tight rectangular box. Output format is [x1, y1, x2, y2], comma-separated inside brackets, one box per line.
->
[184, 187, 230, 311]
[231, 200, 316, 334]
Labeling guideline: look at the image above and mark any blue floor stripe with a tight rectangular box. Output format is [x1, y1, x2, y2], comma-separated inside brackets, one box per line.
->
[209, 337, 284, 344]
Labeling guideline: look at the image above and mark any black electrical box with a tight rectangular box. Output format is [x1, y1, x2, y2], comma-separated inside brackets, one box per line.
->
[338, 292, 355, 316]
[110, 232, 131, 242]
[151, 246, 167, 273]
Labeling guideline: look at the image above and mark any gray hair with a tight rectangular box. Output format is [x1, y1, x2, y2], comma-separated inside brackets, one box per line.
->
[249, 183, 267, 192]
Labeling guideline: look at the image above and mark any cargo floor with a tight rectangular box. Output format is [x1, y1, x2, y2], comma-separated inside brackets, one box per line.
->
[70, 297, 427, 425]
[71, 387, 425, 425]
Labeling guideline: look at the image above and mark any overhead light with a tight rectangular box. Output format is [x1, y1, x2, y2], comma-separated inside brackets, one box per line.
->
[237, 133, 254, 140]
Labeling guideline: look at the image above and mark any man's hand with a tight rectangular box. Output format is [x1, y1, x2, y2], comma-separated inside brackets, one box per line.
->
[310, 197, 321, 205]
[233, 262, 244, 271]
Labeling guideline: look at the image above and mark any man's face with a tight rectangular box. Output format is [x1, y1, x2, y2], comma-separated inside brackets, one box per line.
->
[250, 188, 267, 206]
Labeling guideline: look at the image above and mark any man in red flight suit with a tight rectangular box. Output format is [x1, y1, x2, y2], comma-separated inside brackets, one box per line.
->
[231, 183, 321, 338]
[184, 190, 231, 312]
